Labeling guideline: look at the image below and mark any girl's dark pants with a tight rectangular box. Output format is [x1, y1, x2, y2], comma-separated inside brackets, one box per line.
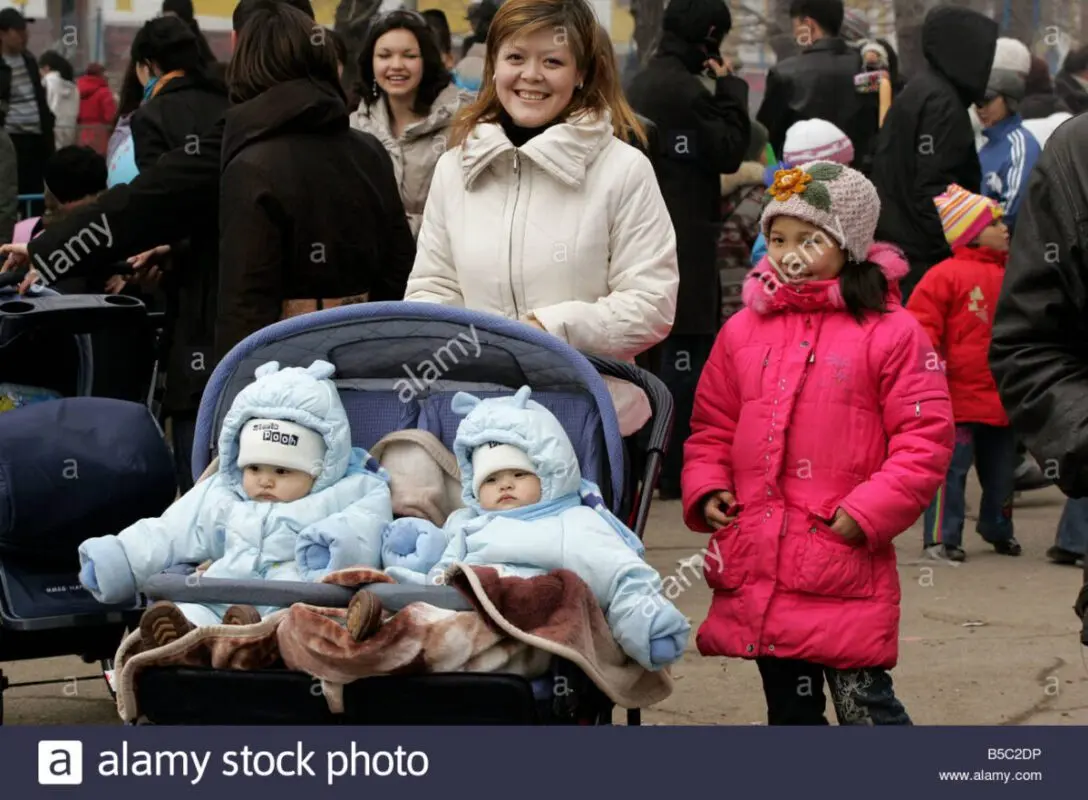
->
[756, 657, 912, 725]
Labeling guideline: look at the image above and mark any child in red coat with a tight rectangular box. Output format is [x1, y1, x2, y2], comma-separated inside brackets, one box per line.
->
[907, 184, 1020, 562]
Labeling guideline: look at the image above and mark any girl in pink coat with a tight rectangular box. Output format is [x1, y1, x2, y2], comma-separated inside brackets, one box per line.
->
[681, 161, 955, 725]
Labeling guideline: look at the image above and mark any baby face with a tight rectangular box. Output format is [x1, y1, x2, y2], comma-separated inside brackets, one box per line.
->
[242, 464, 314, 502]
[478, 469, 542, 511]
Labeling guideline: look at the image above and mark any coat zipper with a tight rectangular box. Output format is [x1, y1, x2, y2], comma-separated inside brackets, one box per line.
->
[508, 149, 521, 318]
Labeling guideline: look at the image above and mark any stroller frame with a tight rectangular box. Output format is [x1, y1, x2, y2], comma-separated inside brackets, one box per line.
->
[0, 274, 167, 724]
[133, 301, 674, 726]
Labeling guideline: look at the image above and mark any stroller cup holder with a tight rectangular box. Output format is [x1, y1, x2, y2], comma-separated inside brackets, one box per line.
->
[0, 292, 149, 345]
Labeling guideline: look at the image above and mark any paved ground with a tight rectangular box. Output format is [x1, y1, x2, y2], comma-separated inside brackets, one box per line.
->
[3, 478, 1086, 726]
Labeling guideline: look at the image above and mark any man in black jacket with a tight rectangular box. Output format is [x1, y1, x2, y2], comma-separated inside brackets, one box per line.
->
[755, 0, 878, 175]
[626, 0, 749, 498]
[0, 0, 415, 492]
[870, 6, 996, 298]
[989, 113, 1088, 629]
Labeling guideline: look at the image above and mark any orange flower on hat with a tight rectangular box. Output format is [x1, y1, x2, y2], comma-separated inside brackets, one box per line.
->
[769, 167, 812, 201]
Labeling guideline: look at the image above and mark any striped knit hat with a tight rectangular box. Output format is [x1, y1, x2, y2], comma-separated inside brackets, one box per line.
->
[782, 119, 854, 166]
[934, 184, 1001, 249]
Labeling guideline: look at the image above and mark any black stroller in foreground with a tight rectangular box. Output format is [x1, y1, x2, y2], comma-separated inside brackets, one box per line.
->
[0, 271, 177, 724]
[130, 302, 674, 726]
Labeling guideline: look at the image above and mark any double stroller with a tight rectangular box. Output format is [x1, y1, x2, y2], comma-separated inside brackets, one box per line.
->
[3, 297, 674, 725]
[0, 274, 175, 724]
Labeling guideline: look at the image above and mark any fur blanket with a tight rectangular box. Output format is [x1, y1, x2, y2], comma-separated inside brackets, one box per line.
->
[113, 563, 675, 721]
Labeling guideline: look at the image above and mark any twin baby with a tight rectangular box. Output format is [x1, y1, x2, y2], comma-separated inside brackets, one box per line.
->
[77, 360, 690, 672]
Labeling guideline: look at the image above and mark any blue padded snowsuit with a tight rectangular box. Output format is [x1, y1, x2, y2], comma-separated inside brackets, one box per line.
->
[382, 386, 690, 671]
[78, 360, 393, 625]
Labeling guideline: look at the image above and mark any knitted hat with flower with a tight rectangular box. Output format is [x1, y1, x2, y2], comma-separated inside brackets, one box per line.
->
[759, 160, 881, 263]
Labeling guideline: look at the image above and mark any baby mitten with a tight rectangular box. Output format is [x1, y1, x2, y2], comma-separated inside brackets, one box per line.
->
[647, 604, 691, 670]
[380, 517, 448, 573]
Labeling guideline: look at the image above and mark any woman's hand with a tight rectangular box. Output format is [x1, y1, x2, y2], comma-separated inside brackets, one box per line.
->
[127, 244, 171, 270]
[703, 490, 738, 530]
[830, 507, 864, 543]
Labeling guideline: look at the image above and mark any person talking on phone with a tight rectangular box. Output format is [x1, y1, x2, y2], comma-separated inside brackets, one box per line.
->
[626, 0, 750, 500]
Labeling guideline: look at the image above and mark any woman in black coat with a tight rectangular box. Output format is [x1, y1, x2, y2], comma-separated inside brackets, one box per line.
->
[129, 15, 227, 169]
[215, 2, 415, 360]
[127, 15, 229, 492]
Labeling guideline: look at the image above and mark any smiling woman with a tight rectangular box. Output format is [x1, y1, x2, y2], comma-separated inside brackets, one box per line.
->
[351, 10, 474, 238]
[404, 0, 678, 437]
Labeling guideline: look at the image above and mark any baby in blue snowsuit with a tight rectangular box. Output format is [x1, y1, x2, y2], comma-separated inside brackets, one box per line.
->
[78, 360, 393, 648]
[380, 386, 690, 672]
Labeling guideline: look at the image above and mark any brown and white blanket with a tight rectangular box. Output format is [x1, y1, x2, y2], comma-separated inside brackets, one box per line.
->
[112, 563, 675, 721]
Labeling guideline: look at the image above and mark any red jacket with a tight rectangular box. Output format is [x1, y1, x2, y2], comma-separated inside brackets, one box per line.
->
[681, 246, 955, 670]
[76, 74, 116, 154]
[906, 246, 1009, 426]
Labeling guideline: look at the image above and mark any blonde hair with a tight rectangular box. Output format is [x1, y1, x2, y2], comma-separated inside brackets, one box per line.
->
[448, 0, 646, 148]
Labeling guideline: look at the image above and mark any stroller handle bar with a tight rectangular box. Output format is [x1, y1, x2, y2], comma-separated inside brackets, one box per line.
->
[583, 354, 673, 457]
[583, 354, 674, 538]
[141, 571, 476, 613]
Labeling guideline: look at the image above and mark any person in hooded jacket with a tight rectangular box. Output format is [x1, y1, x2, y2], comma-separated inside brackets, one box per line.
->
[756, 0, 878, 175]
[405, 0, 678, 441]
[351, 10, 473, 238]
[218, 2, 415, 360]
[76, 359, 394, 648]
[76, 63, 117, 154]
[38, 51, 79, 149]
[377, 386, 691, 671]
[870, 5, 997, 299]
[624, 0, 748, 496]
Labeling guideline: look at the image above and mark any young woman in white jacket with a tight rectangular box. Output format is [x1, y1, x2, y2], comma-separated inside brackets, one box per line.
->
[405, 0, 679, 436]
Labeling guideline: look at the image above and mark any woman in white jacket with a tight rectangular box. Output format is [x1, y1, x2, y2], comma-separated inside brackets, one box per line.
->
[38, 52, 80, 149]
[405, 0, 678, 436]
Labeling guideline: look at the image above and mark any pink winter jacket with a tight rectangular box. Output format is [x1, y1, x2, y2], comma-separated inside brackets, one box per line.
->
[681, 245, 955, 670]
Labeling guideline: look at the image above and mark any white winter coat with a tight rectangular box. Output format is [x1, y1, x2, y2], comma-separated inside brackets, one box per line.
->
[404, 110, 678, 435]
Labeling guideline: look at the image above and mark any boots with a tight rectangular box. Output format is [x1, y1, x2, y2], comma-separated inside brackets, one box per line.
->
[139, 601, 264, 650]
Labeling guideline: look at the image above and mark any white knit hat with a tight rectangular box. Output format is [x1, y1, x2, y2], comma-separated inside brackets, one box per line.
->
[783, 119, 855, 167]
[237, 418, 326, 477]
[471, 442, 536, 497]
[987, 37, 1031, 105]
[992, 37, 1031, 75]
